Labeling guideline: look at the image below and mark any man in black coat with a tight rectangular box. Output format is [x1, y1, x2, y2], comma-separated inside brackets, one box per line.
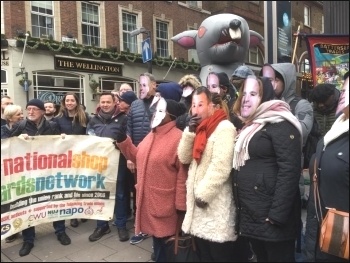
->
[8, 99, 71, 257]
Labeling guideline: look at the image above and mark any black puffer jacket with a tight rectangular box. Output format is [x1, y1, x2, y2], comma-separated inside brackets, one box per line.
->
[9, 118, 60, 136]
[232, 121, 302, 241]
[87, 108, 127, 166]
[52, 110, 88, 135]
[127, 97, 155, 146]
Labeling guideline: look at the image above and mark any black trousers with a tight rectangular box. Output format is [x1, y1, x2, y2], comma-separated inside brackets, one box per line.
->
[194, 236, 235, 262]
[249, 238, 295, 262]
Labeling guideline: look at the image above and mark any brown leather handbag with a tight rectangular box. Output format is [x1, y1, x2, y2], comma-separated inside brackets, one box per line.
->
[313, 160, 349, 260]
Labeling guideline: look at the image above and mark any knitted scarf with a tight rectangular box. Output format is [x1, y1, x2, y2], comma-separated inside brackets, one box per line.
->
[323, 113, 349, 147]
[232, 100, 302, 170]
[193, 109, 227, 164]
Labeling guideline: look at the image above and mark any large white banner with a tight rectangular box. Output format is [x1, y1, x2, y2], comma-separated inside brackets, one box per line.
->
[1, 135, 120, 240]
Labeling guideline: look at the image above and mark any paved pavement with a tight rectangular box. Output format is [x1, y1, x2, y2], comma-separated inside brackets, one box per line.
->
[1, 218, 154, 262]
[2, 171, 309, 262]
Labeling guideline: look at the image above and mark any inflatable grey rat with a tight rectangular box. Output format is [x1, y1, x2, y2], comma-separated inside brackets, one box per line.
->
[171, 13, 264, 84]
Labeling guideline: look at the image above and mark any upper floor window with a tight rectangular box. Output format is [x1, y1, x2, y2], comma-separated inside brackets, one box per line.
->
[321, 15, 324, 33]
[156, 21, 169, 58]
[122, 12, 138, 53]
[304, 5, 310, 27]
[245, 47, 264, 65]
[31, 1, 54, 39]
[81, 2, 100, 47]
[187, 1, 198, 7]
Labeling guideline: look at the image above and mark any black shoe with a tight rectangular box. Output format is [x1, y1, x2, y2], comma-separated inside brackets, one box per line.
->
[81, 219, 88, 223]
[19, 242, 34, 257]
[57, 232, 71, 245]
[117, 227, 130, 242]
[89, 226, 111, 242]
[151, 252, 156, 261]
[70, 219, 79, 228]
[5, 233, 18, 243]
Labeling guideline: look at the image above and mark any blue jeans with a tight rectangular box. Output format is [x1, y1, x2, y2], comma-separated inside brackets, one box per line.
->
[97, 164, 128, 229]
[114, 164, 128, 228]
[22, 220, 66, 243]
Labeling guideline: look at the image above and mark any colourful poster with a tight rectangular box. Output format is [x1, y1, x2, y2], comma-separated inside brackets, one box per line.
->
[304, 34, 349, 90]
[1, 135, 120, 240]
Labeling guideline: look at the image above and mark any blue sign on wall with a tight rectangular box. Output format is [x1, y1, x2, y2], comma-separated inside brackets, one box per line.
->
[142, 38, 152, 63]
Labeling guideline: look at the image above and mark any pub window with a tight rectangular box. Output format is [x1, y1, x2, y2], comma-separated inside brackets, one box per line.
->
[1, 89, 8, 96]
[31, 1, 54, 39]
[33, 71, 84, 106]
[1, 69, 7, 84]
[156, 20, 169, 58]
[100, 77, 138, 94]
[245, 47, 264, 65]
[81, 2, 100, 47]
[122, 12, 138, 53]
[304, 5, 310, 27]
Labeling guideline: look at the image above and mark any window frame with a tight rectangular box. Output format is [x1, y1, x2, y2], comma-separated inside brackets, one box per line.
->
[155, 20, 169, 58]
[81, 2, 101, 47]
[304, 5, 310, 27]
[246, 47, 264, 65]
[122, 12, 138, 53]
[30, 1, 54, 39]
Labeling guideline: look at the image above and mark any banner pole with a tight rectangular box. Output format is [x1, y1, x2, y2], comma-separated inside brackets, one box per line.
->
[292, 25, 301, 65]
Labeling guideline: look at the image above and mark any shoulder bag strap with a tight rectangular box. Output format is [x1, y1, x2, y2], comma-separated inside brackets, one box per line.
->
[313, 159, 323, 223]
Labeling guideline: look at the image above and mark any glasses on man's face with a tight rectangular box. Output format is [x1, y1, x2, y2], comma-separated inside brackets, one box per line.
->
[26, 107, 41, 112]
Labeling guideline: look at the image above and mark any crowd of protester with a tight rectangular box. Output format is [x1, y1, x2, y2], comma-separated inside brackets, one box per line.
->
[1, 64, 348, 262]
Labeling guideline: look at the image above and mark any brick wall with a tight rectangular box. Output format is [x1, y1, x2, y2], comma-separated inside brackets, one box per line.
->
[60, 2, 78, 39]
[3, 1, 26, 38]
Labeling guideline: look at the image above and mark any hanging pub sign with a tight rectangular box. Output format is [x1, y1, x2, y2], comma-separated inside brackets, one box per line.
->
[54, 56, 123, 75]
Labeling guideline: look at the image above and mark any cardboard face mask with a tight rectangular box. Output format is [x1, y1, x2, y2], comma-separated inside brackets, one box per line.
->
[150, 92, 161, 108]
[139, 76, 150, 99]
[151, 98, 167, 128]
[182, 86, 194, 97]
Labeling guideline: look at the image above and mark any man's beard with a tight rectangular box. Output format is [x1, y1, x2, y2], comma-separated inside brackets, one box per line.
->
[45, 112, 55, 117]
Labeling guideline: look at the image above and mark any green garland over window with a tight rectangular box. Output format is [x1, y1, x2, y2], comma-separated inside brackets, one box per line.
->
[15, 38, 200, 71]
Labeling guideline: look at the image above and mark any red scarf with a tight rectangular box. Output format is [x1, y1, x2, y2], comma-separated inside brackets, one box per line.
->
[193, 109, 228, 164]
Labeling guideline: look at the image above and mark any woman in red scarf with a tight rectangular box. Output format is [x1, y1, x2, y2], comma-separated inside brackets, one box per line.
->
[177, 86, 238, 262]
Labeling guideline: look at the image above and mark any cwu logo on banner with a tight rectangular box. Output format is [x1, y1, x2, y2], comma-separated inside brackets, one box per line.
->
[142, 38, 152, 63]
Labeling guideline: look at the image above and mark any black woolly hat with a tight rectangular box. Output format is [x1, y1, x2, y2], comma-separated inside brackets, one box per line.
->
[165, 99, 187, 120]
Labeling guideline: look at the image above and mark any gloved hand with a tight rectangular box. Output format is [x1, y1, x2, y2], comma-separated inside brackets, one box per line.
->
[188, 114, 201, 133]
[116, 118, 127, 143]
[195, 198, 208, 209]
[176, 210, 186, 216]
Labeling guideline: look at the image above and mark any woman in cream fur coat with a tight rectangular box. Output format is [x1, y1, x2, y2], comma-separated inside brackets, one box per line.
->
[177, 87, 238, 262]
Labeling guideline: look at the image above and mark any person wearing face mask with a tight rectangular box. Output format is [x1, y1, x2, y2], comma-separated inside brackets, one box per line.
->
[231, 76, 302, 262]
[176, 74, 202, 131]
[126, 72, 157, 244]
[303, 75, 349, 263]
[207, 71, 237, 111]
[114, 97, 187, 262]
[177, 86, 238, 262]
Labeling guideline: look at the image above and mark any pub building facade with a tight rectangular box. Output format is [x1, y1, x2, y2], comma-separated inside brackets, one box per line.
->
[1, 45, 196, 115]
[1, 1, 325, 113]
